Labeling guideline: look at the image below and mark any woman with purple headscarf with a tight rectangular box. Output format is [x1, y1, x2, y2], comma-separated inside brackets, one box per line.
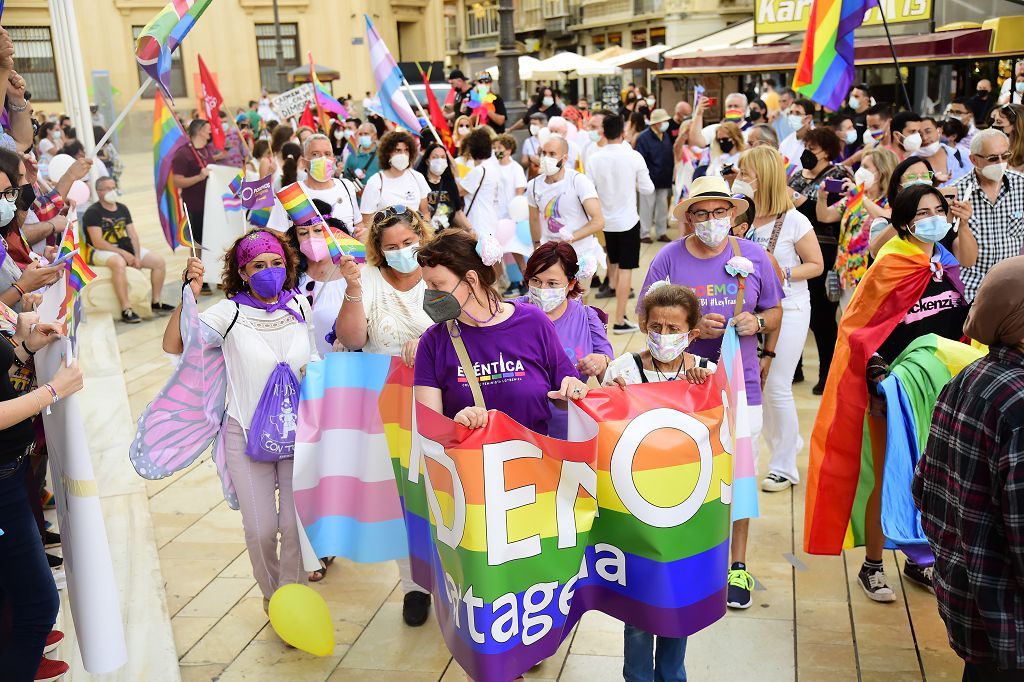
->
[162, 229, 318, 612]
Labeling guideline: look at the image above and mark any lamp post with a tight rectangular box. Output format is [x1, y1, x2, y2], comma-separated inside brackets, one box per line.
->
[272, 0, 286, 92]
[495, 0, 525, 123]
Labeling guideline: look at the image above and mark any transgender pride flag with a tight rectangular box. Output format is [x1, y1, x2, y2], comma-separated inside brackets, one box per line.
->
[293, 353, 410, 562]
[721, 325, 758, 520]
[364, 14, 422, 133]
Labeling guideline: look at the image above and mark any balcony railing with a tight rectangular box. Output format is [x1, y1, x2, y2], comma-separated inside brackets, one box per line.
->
[577, 0, 661, 26]
[542, 0, 569, 17]
[465, 1, 499, 50]
[516, 0, 543, 31]
[444, 13, 461, 53]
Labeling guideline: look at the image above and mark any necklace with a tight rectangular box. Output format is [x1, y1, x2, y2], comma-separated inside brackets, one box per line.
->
[651, 354, 686, 382]
[463, 301, 502, 325]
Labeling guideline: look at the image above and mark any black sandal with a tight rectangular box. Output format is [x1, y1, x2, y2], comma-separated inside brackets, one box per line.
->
[308, 556, 335, 583]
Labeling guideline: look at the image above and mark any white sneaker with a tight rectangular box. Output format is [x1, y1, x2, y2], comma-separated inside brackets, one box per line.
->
[761, 473, 793, 492]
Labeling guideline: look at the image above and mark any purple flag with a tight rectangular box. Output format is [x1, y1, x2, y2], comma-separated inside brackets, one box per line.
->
[239, 176, 275, 210]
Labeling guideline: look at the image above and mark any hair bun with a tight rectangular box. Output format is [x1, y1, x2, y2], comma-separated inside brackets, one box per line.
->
[645, 278, 672, 295]
[475, 233, 503, 266]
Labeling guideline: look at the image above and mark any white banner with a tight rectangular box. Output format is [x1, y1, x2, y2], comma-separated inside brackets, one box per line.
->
[202, 164, 249, 279]
[271, 83, 315, 120]
[37, 339, 128, 674]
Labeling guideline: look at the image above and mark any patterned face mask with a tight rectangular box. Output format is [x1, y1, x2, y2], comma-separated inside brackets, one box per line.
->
[647, 330, 690, 363]
[528, 285, 567, 313]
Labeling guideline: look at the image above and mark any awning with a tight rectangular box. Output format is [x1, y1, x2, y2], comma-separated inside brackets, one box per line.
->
[662, 19, 791, 58]
[660, 27, 995, 74]
[528, 52, 622, 79]
[606, 44, 668, 70]
[590, 45, 630, 62]
[287, 63, 339, 84]
[483, 56, 543, 81]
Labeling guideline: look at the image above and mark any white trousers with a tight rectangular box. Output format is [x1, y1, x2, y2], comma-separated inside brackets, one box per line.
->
[764, 299, 811, 484]
[397, 557, 428, 594]
[639, 188, 669, 238]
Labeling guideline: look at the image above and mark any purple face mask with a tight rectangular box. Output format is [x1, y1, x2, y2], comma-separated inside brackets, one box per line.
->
[299, 235, 329, 262]
[248, 267, 287, 299]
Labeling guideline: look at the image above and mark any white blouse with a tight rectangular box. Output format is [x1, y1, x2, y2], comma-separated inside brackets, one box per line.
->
[359, 265, 433, 356]
[200, 297, 318, 429]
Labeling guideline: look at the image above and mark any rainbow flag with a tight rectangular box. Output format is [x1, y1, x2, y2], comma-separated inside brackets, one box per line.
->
[226, 170, 244, 196]
[135, 0, 213, 99]
[792, 0, 874, 110]
[308, 52, 347, 120]
[293, 353, 409, 562]
[804, 238, 963, 555]
[153, 91, 189, 249]
[57, 225, 96, 293]
[377, 325, 756, 680]
[365, 15, 422, 133]
[327, 231, 366, 264]
[248, 206, 271, 228]
[877, 335, 982, 563]
[276, 182, 320, 226]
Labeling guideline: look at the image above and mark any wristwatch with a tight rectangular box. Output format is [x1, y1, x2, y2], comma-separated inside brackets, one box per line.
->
[756, 315, 766, 332]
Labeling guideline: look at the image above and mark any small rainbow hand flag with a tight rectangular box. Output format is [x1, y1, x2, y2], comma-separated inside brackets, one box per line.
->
[68, 253, 97, 292]
[276, 182, 321, 226]
[248, 206, 271, 228]
[226, 170, 244, 196]
[328, 230, 366, 264]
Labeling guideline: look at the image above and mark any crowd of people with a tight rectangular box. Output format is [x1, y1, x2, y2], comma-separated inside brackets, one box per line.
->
[2, 40, 1024, 680]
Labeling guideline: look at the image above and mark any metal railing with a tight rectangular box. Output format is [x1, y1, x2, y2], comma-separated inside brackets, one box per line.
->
[517, 0, 544, 31]
[466, 1, 499, 38]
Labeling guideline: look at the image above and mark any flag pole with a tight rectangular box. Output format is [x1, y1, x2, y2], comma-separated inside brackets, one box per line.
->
[876, 2, 912, 111]
[93, 77, 152, 154]
[182, 202, 198, 258]
[400, 77, 445, 150]
[309, 51, 330, 134]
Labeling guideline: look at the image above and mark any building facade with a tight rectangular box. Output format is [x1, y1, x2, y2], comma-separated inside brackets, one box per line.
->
[3, 0, 443, 143]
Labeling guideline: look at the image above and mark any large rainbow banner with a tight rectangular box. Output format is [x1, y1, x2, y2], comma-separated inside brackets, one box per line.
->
[378, 325, 754, 681]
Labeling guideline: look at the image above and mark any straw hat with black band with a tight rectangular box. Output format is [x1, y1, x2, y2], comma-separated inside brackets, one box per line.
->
[673, 176, 749, 221]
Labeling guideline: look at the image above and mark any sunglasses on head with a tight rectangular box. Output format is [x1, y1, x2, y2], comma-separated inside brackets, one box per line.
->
[1000, 105, 1019, 123]
[373, 204, 419, 228]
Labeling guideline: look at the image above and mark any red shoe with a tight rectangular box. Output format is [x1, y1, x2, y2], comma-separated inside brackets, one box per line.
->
[35, 657, 69, 682]
[44, 630, 64, 654]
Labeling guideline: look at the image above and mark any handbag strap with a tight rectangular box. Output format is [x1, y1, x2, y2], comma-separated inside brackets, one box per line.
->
[466, 166, 487, 216]
[766, 213, 785, 254]
[446, 320, 486, 409]
[729, 236, 747, 318]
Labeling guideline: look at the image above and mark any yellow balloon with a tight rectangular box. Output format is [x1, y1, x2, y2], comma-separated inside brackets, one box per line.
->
[268, 584, 335, 656]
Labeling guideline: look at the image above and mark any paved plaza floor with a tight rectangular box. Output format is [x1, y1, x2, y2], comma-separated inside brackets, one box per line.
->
[63, 151, 965, 680]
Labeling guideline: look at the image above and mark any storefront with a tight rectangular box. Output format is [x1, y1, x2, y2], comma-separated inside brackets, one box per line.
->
[654, 15, 1024, 119]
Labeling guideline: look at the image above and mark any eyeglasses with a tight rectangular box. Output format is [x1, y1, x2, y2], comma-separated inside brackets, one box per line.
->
[1001, 105, 1019, 123]
[902, 171, 934, 184]
[373, 204, 414, 227]
[979, 152, 1012, 163]
[687, 207, 731, 221]
[0, 186, 21, 202]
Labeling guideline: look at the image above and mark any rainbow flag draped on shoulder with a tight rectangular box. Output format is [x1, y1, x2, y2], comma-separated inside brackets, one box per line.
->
[153, 91, 189, 250]
[804, 237, 963, 555]
[292, 325, 755, 680]
[792, 0, 875, 110]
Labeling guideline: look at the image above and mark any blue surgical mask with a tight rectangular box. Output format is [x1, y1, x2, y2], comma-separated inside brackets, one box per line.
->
[787, 114, 805, 131]
[383, 242, 420, 274]
[0, 197, 15, 227]
[359, 135, 372, 149]
[910, 215, 951, 243]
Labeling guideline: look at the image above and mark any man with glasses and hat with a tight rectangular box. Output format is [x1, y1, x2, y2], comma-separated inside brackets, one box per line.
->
[954, 128, 1024, 301]
[637, 175, 784, 611]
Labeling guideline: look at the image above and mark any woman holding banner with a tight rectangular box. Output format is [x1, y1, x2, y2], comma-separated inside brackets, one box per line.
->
[333, 205, 436, 626]
[0, 312, 83, 681]
[414, 228, 590, 434]
[162, 230, 317, 614]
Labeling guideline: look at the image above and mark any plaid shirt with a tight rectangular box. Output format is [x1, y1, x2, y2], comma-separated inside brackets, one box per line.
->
[913, 345, 1024, 669]
[954, 169, 1024, 302]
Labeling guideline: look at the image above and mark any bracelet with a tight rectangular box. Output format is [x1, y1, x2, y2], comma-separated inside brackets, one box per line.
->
[31, 388, 46, 412]
[759, 348, 777, 359]
[8, 99, 27, 113]
[344, 292, 363, 302]
[43, 383, 59, 403]
[785, 266, 791, 285]
[11, 282, 25, 297]
[21, 340, 35, 356]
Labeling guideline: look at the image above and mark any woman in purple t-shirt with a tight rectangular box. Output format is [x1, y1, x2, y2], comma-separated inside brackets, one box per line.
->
[413, 229, 588, 435]
[520, 241, 613, 438]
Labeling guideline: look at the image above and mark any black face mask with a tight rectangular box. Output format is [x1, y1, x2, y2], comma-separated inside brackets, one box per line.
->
[800, 148, 819, 170]
[746, 110, 763, 122]
[16, 184, 36, 212]
[718, 139, 735, 153]
[977, 89, 990, 98]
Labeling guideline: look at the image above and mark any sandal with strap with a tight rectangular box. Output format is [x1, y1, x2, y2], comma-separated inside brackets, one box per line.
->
[308, 556, 336, 583]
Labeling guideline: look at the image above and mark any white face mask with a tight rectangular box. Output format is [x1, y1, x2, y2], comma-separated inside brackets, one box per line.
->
[528, 285, 567, 313]
[981, 162, 1007, 182]
[1017, 82, 1024, 94]
[102, 190, 118, 204]
[428, 158, 448, 175]
[390, 153, 410, 171]
[844, 129, 858, 145]
[530, 124, 541, 137]
[0, 197, 15, 227]
[916, 141, 941, 158]
[731, 178, 755, 198]
[659, 122, 670, 133]
[458, 126, 471, 135]
[539, 156, 562, 176]
[901, 132, 922, 153]
[848, 95, 861, 110]
[853, 167, 875, 189]
[542, 97, 554, 107]
[646, 97, 656, 107]
[588, 130, 600, 143]
[787, 114, 806, 131]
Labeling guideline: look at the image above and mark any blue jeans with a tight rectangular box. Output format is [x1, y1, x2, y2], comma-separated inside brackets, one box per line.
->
[623, 624, 687, 682]
[0, 457, 60, 680]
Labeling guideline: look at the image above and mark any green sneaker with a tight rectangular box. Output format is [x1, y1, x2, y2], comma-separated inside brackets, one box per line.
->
[727, 562, 754, 609]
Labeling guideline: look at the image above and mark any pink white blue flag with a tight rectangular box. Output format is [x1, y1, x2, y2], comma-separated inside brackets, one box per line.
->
[364, 14, 422, 133]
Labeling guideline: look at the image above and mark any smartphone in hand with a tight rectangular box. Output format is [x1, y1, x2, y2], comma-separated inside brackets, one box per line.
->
[823, 178, 846, 193]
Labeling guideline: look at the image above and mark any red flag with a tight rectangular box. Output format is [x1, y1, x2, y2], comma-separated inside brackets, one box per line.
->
[299, 101, 316, 131]
[421, 72, 454, 155]
[197, 54, 225, 149]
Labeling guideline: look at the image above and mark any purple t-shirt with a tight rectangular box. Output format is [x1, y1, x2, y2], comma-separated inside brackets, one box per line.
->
[638, 236, 784, 405]
[518, 297, 614, 439]
[414, 301, 578, 435]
